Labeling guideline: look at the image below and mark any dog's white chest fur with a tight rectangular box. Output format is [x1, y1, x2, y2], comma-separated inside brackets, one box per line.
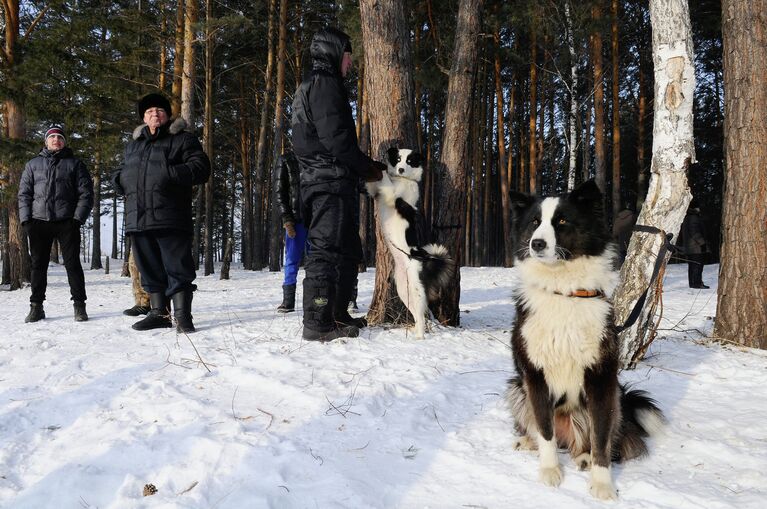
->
[516, 253, 617, 401]
[368, 172, 418, 252]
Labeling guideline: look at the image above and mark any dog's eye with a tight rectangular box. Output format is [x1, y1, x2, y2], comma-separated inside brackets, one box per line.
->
[558, 218, 568, 225]
[531, 218, 540, 226]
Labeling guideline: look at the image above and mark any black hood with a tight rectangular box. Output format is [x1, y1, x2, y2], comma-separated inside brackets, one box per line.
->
[310, 28, 351, 75]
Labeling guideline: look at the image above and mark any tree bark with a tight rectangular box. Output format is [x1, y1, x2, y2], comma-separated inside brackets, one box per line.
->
[269, 0, 289, 273]
[433, 0, 484, 326]
[591, 4, 607, 195]
[528, 24, 538, 194]
[171, 0, 185, 117]
[611, 0, 621, 220]
[180, 0, 197, 125]
[494, 24, 512, 267]
[203, 0, 214, 276]
[359, 0, 418, 325]
[715, 0, 767, 348]
[238, 76, 253, 269]
[613, 0, 695, 368]
[565, 0, 579, 191]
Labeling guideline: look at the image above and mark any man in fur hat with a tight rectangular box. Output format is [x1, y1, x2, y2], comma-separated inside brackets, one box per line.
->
[112, 93, 211, 333]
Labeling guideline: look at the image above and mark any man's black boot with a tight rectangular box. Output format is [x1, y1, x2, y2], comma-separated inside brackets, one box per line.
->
[132, 293, 172, 331]
[25, 303, 45, 323]
[302, 324, 359, 342]
[123, 304, 150, 316]
[73, 301, 88, 322]
[277, 284, 296, 313]
[334, 281, 367, 329]
[171, 290, 195, 333]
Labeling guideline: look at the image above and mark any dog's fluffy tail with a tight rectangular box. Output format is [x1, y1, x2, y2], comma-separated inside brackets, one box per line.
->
[410, 243, 455, 301]
[615, 385, 665, 462]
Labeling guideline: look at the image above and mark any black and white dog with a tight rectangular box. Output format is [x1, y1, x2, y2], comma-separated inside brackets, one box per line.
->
[366, 147, 454, 339]
[506, 180, 663, 500]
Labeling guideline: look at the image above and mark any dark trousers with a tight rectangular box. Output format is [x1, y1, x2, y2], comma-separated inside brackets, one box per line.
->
[130, 230, 196, 297]
[283, 222, 309, 286]
[687, 253, 705, 287]
[301, 191, 362, 331]
[27, 219, 86, 303]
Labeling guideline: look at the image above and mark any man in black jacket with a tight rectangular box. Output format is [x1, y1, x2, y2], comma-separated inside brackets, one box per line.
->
[18, 125, 94, 323]
[112, 93, 211, 332]
[274, 152, 308, 313]
[291, 27, 385, 341]
[680, 201, 710, 289]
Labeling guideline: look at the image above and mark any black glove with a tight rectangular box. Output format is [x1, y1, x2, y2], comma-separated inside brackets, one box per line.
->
[72, 218, 83, 227]
[362, 160, 386, 182]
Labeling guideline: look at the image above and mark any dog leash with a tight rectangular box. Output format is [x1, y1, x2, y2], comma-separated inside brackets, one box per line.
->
[615, 224, 676, 333]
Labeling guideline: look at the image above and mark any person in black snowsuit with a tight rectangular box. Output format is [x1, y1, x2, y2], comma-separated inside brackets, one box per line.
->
[274, 151, 308, 313]
[18, 125, 94, 323]
[290, 27, 385, 341]
[680, 201, 710, 289]
[112, 93, 211, 332]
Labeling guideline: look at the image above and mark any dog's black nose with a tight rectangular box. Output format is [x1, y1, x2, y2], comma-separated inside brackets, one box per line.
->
[531, 239, 547, 252]
[398, 168, 405, 174]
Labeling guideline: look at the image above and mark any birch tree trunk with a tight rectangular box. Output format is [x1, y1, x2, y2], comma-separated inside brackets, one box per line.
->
[433, 0, 484, 326]
[565, 0, 578, 191]
[613, 0, 695, 368]
[359, 0, 417, 325]
[714, 0, 767, 348]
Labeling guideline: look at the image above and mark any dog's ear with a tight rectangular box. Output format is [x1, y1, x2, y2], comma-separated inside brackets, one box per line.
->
[406, 151, 423, 168]
[510, 191, 535, 219]
[569, 179, 604, 214]
[387, 147, 400, 167]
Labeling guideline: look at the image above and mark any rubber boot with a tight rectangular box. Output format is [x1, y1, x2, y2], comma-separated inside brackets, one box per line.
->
[132, 293, 172, 330]
[73, 301, 88, 322]
[277, 284, 296, 313]
[25, 302, 45, 323]
[171, 290, 195, 333]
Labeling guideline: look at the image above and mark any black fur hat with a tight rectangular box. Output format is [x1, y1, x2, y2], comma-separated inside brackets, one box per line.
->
[137, 93, 171, 119]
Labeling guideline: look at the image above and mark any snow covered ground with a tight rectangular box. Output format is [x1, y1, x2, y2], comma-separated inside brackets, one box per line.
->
[0, 262, 764, 508]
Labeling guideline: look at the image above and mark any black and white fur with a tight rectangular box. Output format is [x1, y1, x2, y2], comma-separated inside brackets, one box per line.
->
[366, 148, 455, 339]
[506, 180, 664, 500]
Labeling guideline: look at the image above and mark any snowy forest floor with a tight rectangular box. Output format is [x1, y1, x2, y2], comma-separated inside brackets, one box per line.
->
[0, 262, 765, 508]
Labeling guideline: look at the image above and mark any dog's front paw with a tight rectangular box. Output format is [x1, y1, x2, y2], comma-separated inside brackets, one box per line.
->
[539, 466, 563, 487]
[513, 435, 537, 451]
[365, 181, 378, 196]
[589, 480, 617, 500]
[574, 452, 591, 471]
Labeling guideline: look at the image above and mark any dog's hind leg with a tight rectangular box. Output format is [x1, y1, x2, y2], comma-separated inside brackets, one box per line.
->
[407, 263, 428, 339]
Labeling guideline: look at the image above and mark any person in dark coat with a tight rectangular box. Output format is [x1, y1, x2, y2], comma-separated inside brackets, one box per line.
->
[18, 125, 94, 323]
[274, 151, 308, 313]
[112, 93, 211, 332]
[290, 27, 385, 341]
[680, 201, 709, 289]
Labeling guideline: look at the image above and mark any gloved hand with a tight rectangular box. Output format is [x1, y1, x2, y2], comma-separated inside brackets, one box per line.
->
[285, 221, 296, 238]
[362, 160, 386, 182]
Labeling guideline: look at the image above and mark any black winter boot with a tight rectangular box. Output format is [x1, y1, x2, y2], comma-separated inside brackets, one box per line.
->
[302, 324, 359, 342]
[25, 303, 45, 323]
[171, 290, 195, 333]
[334, 279, 367, 329]
[132, 293, 172, 331]
[123, 304, 150, 316]
[277, 284, 296, 313]
[73, 301, 88, 322]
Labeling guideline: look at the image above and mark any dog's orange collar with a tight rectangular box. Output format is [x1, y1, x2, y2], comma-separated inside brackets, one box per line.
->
[554, 289, 605, 298]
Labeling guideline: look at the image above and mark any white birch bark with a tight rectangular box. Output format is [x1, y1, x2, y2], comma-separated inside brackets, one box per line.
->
[565, 0, 578, 191]
[613, 0, 695, 368]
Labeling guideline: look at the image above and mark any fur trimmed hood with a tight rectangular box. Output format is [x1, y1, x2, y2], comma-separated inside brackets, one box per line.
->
[132, 117, 188, 140]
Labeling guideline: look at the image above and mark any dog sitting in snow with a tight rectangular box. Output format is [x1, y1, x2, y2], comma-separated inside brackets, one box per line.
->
[506, 180, 664, 500]
[366, 147, 454, 339]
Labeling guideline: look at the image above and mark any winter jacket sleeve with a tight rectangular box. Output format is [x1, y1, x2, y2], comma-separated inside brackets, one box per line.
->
[18, 162, 34, 224]
[310, 77, 372, 177]
[74, 159, 94, 224]
[167, 134, 211, 187]
[112, 154, 125, 196]
[274, 156, 295, 225]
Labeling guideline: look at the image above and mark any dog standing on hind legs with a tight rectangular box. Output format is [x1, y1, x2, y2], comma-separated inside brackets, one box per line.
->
[506, 180, 664, 500]
[366, 147, 454, 339]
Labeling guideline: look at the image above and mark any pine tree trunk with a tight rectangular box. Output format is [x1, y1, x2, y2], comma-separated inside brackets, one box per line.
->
[528, 26, 538, 194]
[359, 0, 418, 326]
[180, 0, 197, 125]
[159, 13, 168, 92]
[253, 0, 276, 270]
[591, 4, 607, 195]
[613, 0, 695, 368]
[238, 76, 253, 269]
[111, 194, 118, 259]
[171, 0, 185, 117]
[611, 0, 621, 220]
[636, 46, 649, 209]
[494, 24, 512, 267]
[203, 0, 214, 276]
[268, 0, 289, 273]
[90, 153, 103, 270]
[433, 0, 484, 326]
[715, 0, 767, 348]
